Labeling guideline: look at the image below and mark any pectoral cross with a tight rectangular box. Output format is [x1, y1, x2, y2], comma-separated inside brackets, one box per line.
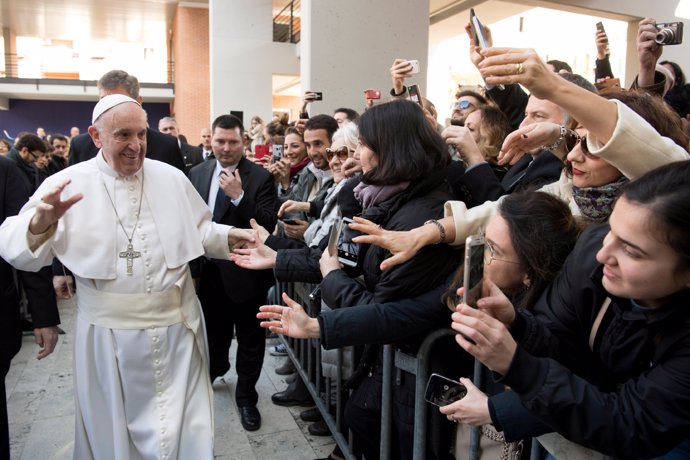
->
[119, 243, 141, 276]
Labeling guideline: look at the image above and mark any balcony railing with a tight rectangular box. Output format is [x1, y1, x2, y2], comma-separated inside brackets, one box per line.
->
[1, 53, 175, 84]
[273, 0, 301, 43]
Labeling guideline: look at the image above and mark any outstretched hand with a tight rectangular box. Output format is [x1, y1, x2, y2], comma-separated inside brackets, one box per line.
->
[228, 227, 255, 251]
[29, 179, 83, 234]
[257, 292, 320, 339]
[478, 48, 559, 100]
[498, 122, 562, 165]
[349, 216, 423, 271]
[230, 242, 277, 270]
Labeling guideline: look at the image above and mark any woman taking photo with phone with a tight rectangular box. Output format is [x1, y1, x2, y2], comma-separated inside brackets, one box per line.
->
[258, 190, 581, 459]
[447, 161, 690, 458]
[348, 47, 689, 272]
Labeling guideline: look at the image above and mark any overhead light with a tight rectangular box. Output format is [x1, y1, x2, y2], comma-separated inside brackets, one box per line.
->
[676, 0, 690, 19]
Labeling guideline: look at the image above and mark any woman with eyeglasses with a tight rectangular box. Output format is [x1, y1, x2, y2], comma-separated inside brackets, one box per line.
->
[445, 161, 690, 459]
[349, 48, 689, 272]
[257, 190, 581, 459]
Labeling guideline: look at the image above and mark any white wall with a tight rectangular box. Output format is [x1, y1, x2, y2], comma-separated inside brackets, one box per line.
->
[300, 0, 430, 116]
[209, 0, 300, 124]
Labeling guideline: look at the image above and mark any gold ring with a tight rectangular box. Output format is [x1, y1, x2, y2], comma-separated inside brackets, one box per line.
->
[516, 63, 524, 74]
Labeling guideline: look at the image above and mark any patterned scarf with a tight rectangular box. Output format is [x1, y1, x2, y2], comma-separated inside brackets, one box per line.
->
[572, 176, 628, 223]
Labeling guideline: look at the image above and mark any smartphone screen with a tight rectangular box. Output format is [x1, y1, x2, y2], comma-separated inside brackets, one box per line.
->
[424, 373, 467, 407]
[272, 144, 284, 162]
[407, 84, 423, 107]
[337, 217, 361, 267]
[462, 235, 485, 308]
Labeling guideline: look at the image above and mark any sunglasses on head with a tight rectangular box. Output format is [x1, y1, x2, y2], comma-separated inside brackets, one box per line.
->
[325, 146, 351, 161]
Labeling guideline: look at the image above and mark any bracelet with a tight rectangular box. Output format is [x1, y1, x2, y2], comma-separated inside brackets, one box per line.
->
[541, 125, 568, 152]
[424, 219, 446, 244]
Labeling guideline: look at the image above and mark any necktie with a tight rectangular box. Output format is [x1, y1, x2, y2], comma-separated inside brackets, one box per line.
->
[213, 173, 226, 221]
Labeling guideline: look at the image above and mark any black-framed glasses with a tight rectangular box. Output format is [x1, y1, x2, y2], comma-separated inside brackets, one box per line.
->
[28, 150, 48, 161]
[325, 146, 352, 161]
[485, 240, 521, 266]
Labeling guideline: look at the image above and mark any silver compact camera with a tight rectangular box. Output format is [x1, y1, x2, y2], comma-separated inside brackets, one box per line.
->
[655, 22, 684, 46]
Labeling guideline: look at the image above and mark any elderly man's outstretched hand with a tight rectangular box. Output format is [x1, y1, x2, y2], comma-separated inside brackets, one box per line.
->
[29, 179, 83, 235]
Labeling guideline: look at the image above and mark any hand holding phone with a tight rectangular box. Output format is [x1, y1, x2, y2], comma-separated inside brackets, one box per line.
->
[425, 373, 467, 407]
[337, 217, 362, 267]
[462, 234, 485, 308]
[406, 60, 420, 75]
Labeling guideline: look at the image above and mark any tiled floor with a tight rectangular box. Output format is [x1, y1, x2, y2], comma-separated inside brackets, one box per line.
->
[6, 298, 335, 459]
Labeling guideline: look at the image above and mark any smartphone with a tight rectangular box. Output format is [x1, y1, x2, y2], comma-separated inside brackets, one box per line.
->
[327, 218, 343, 257]
[337, 217, 361, 267]
[253, 144, 269, 161]
[470, 9, 489, 49]
[596, 21, 605, 33]
[272, 144, 284, 162]
[312, 91, 323, 101]
[281, 218, 299, 225]
[364, 88, 382, 100]
[462, 234, 485, 308]
[424, 373, 467, 407]
[470, 9, 504, 91]
[407, 84, 423, 107]
[406, 59, 420, 74]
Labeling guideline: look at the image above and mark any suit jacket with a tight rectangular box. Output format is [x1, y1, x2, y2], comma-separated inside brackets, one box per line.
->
[180, 141, 203, 172]
[68, 127, 185, 172]
[189, 156, 278, 303]
[0, 157, 59, 366]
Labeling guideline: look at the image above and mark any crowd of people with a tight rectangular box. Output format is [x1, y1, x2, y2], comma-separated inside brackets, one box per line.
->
[1, 14, 690, 460]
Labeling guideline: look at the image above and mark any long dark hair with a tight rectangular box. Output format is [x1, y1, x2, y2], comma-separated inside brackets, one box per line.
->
[358, 99, 448, 186]
[620, 160, 690, 270]
[500, 192, 581, 307]
[443, 192, 581, 310]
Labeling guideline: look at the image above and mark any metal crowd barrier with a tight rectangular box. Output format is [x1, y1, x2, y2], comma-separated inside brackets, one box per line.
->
[276, 280, 545, 460]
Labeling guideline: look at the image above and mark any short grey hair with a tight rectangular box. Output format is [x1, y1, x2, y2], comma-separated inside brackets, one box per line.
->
[97, 70, 140, 99]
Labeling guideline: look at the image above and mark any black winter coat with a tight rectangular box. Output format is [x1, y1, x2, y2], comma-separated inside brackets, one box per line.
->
[503, 224, 690, 459]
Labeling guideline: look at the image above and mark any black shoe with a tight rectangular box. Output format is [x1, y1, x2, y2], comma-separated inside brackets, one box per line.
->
[308, 419, 331, 437]
[300, 407, 322, 422]
[271, 380, 313, 407]
[275, 359, 296, 376]
[239, 405, 261, 431]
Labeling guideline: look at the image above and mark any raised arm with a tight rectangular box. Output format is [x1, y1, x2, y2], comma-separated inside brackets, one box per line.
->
[478, 47, 618, 145]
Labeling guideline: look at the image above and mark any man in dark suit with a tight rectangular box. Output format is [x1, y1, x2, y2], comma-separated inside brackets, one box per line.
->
[68, 70, 185, 172]
[189, 114, 277, 432]
[0, 156, 60, 459]
[158, 116, 203, 172]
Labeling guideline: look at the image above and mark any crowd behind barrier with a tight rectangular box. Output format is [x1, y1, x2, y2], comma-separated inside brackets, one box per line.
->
[278, 279, 556, 460]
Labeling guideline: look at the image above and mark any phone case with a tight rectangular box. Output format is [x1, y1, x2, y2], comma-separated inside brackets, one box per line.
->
[424, 373, 467, 407]
[463, 234, 485, 308]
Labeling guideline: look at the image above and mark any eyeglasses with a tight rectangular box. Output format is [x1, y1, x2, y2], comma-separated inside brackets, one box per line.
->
[484, 241, 521, 266]
[325, 146, 352, 161]
[28, 150, 48, 161]
[454, 100, 475, 111]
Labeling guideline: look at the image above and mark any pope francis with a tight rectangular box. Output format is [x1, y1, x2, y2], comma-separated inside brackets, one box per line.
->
[0, 94, 250, 459]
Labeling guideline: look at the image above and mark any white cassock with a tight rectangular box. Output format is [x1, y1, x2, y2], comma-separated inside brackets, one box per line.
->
[0, 153, 233, 460]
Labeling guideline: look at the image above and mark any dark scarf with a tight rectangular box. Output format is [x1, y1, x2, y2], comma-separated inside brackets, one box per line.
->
[289, 156, 310, 179]
[353, 181, 410, 209]
[572, 175, 628, 223]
